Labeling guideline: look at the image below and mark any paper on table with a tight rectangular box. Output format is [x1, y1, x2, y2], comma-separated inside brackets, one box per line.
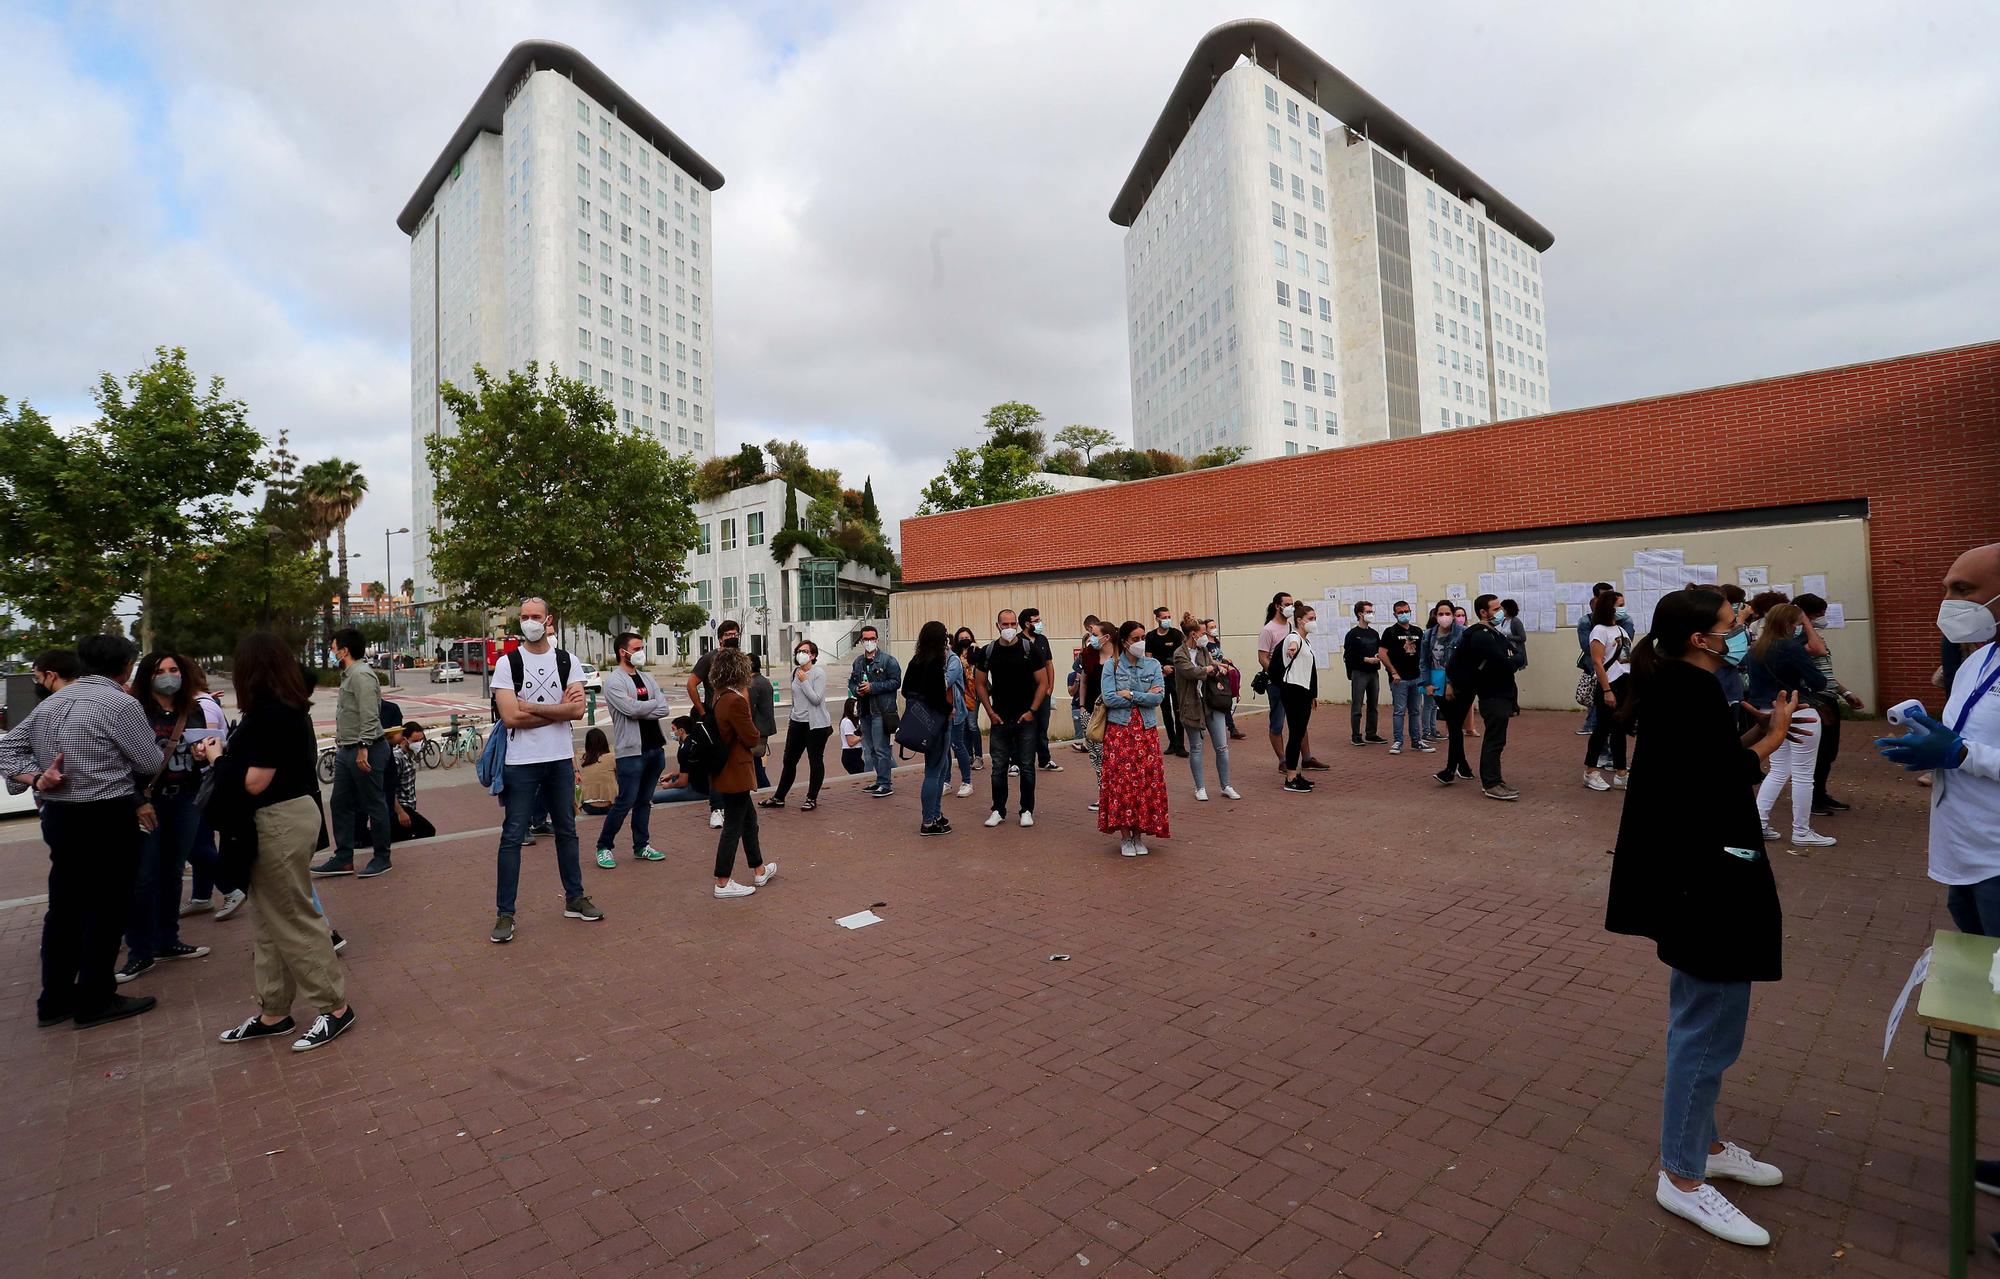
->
[1495, 553, 1539, 572]
[1634, 548, 1684, 568]
[1802, 574, 1827, 597]
[1822, 602, 1846, 628]
[1687, 564, 1719, 585]
[1884, 946, 1932, 1060]
[1738, 566, 1769, 587]
[835, 910, 884, 930]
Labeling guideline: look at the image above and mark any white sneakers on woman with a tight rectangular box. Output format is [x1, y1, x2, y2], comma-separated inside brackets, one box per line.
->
[1584, 770, 1610, 791]
[1118, 838, 1150, 857]
[1790, 830, 1837, 848]
[754, 862, 778, 886]
[1194, 788, 1209, 801]
[714, 881, 756, 899]
[1705, 1141, 1783, 1186]
[1221, 786, 1241, 800]
[956, 782, 973, 798]
[1654, 1143, 1782, 1247]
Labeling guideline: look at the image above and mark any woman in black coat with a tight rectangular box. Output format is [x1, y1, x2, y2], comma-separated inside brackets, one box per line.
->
[1605, 588, 1801, 1249]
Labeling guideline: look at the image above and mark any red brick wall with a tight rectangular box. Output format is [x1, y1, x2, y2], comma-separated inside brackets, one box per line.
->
[901, 342, 2000, 710]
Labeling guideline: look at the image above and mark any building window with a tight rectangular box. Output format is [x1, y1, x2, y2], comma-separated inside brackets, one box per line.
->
[1269, 163, 1282, 189]
[1267, 124, 1280, 150]
[695, 580, 712, 612]
[720, 518, 737, 551]
[747, 512, 765, 546]
[748, 573, 766, 611]
[1276, 282, 1289, 308]
[1280, 361, 1295, 386]
[1264, 85, 1278, 112]
[1302, 367, 1316, 392]
[721, 577, 738, 610]
[1278, 321, 1292, 347]
[1284, 441, 1299, 456]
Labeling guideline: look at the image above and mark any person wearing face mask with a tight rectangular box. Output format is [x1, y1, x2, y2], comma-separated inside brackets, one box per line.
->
[847, 624, 902, 798]
[1419, 600, 1462, 747]
[762, 639, 831, 811]
[1145, 607, 1188, 756]
[1746, 604, 1833, 851]
[1791, 593, 1863, 817]
[1575, 583, 1618, 737]
[1606, 588, 1802, 1248]
[953, 627, 987, 772]
[114, 650, 224, 984]
[1171, 615, 1238, 802]
[309, 627, 393, 880]
[1018, 607, 1062, 772]
[1442, 594, 1527, 800]
[949, 631, 983, 792]
[1341, 602, 1387, 746]
[1074, 616, 1106, 755]
[1583, 591, 1636, 793]
[1258, 592, 1324, 772]
[1, 634, 173, 1029]
[975, 609, 1049, 827]
[1202, 619, 1246, 740]
[906, 621, 957, 837]
[1273, 603, 1320, 794]
[1100, 619, 1172, 853]
[386, 722, 436, 843]
[689, 619, 745, 829]
[593, 632, 673, 868]
[1382, 603, 1433, 757]
[1711, 585, 1752, 717]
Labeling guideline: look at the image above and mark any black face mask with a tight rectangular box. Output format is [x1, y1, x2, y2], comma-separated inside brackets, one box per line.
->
[721, 637, 740, 648]
[34, 680, 53, 700]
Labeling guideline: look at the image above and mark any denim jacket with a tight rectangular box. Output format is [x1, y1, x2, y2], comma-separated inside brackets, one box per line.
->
[847, 651, 902, 718]
[1420, 623, 1464, 683]
[945, 652, 970, 725]
[1102, 654, 1165, 728]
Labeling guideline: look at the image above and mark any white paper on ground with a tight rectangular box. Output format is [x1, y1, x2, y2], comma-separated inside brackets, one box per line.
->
[1822, 602, 1846, 628]
[1802, 574, 1828, 597]
[1738, 566, 1769, 587]
[1884, 947, 1932, 1060]
[835, 910, 884, 930]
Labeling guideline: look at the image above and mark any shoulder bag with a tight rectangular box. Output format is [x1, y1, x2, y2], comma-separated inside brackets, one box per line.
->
[893, 696, 942, 755]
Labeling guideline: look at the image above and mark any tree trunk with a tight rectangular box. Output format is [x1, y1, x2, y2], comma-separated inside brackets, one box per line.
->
[139, 559, 155, 653]
[319, 537, 334, 665]
[336, 521, 350, 624]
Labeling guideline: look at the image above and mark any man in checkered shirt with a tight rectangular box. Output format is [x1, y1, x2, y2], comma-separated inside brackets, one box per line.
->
[0, 634, 166, 1029]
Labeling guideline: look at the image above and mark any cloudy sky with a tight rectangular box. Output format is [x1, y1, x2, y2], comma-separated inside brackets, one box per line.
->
[4, 0, 1996, 556]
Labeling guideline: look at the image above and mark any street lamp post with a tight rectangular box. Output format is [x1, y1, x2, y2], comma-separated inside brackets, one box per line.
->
[384, 527, 409, 685]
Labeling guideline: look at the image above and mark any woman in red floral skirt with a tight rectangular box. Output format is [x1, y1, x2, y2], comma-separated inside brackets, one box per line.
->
[1098, 619, 1171, 857]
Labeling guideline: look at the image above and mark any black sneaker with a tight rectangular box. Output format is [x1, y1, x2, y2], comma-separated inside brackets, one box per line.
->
[75, 994, 156, 1027]
[218, 1014, 296, 1043]
[291, 1006, 356, 1053]
[1363, 734, 1388, 744]
[1976, 1159, 2000, 1196]
[870, 785, 894, 798]
[490, 914, 515, 944]
[37, 1009, 71, 1029]
[357, 858, 393, 878]
[1434, 768, 1456, 785]
[1350, 735, 1366, 746]
[309, 856, 354, 877]
[564, 896, 604, 921]
[531, 821, 554, 835]
[1038, 761, 1063, 772]
[1283, 776, 1314, 794]
[158, 942, 210, 962]
[115, 956, 155, 984]
[1821, 796, 1852, 812]
[1456, 764, 1474, 780]
[919, 819, 950, 836]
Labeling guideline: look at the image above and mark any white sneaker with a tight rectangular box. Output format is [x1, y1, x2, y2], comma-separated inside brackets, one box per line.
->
[956, 782, 973, 798]
[1760, 824, 1782, 841]
[708, 810, 724, 829]
[1120, 839, 1138, 858]
[1704, 1142, 1783, 1187]
[1087, 800, 1098, 811]
[1194, 788, 1209, 802]
[1610, 772, 1629, 790]
[1654, 1173, 1769, 1247]
[984, 811, 1003, 828]
[1790, 830, 1837, 848]
[1221, 786, 1241, 800]
[1415, 741, 1436, 753]
[1132, 840, 1151, 857]
[1019, 811, 1034, 828]
[754, 862, 778, 887]
[1388, 742, 1401, 755]
[1584, 770, 1610, 792]
[1008, 764, 1020, 776]
[213, 888, 248, 921]
[713, 881, 756, 899]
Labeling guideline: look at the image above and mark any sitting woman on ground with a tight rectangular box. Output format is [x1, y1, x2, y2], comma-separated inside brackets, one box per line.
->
[197, 632, 355, 1053]
[1605, 587, 1801, 1249]
[706, 650, 775, 898]
[1172, 614, 1237, 802]
[1097, 620, 1171, 857]
[906, 621, 956, 836]
[1583, 591, 1635, 792]
[761, 639, 831, 810]
[577, 727, 618, 815]
[1747, 603, 1833, 851]
[838, 699, 866, 776]
[1275, 602, 1320, 794]
[653, 716, 713, 805]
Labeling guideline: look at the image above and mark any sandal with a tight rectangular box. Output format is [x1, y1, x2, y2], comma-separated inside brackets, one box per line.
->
[801, 799, 817, 811]
[757, 797, 786, 809]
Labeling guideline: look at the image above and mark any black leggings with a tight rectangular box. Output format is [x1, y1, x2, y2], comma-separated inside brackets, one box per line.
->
[714, 791, 762, 879]
[772, 720, 831, 802]
[1584, 675, 1631, 770]
[1441, 692, 1472, 776]
[1280, 683, 1315, 770]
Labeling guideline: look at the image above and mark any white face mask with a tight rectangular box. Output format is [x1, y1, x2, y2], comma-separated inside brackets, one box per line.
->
[1940, 593, 2000, 644]
[1280, 604, 1295, 620]
[1126, 640, 1146, 658]
[1360, 613, 1373, 626]
[1305, 619, 1320, 634]
[795, 650, 812, 665]
[999, 626, 1020, 643]
[862, 639, 878, 654]
[520, 618, 547, 642]
[626, 647, 645, 667]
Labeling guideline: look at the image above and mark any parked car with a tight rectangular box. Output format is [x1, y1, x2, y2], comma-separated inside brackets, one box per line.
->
[581, 663, 602, 692]
[430, 661, 465, 684]
[1, 783, 36, 819]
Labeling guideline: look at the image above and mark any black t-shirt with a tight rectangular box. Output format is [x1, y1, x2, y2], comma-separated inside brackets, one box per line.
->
[1144, 624, 1183, 666]
[1343, 625, 1382, 675]
[1382, 622, 1424, 681]
[693, 643, 742, 712]
[633, 674, 667, 751]
[985, 640, 1046, 722]
[675, 735, 711, 794]
[230, 701, 317, 809]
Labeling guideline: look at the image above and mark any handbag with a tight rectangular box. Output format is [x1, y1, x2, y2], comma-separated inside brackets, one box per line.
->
[1204, 669, 1233, 713]
[1575, 669, 1597, 709]
[1085, 700, 1108, 745]
[893, 698, 943, 753]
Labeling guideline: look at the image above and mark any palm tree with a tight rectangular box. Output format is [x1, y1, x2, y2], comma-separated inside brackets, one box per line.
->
[296, 460, 342, 662]
[302, 458, 367, 623]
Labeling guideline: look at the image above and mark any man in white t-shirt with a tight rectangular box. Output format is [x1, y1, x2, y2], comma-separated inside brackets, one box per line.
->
[489, 597, 599, 944]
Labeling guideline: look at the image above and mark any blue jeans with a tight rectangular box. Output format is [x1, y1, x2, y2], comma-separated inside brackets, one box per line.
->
[1660, 969, 1752, 1179]
[1268, 683, 1288, 737]
[652, 786, 707, 805]
[920, 736, 952, 823]
[1948, 875, 2000, 936]
[127, 788, 203, 961]
[330, 738, 393, 863]
[1187, 710, 1232, 792]
[1421, 685, 1439, 738]
[861, 713, 894, 788]
[1033, 699, 1054, 767]
[1069, 696, 1086, 742]
[496, 758, 583, 915]
[1390, 680, 1425, 746]
[950, 717, 976, 783]
[597, 748, 666, 853]
[988, 721, 1036, 816]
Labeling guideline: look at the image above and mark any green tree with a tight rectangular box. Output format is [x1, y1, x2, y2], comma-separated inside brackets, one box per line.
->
[1043, 448, 1083, 476]
[0, 347, 263, 650]
[428, 604, 486, 640]
[426, 363, 700, 633]
[661, 600, 708, 639]
[782, 482, 800, 531]
[860, 477, 880, 528]
[982, 401, 1046, 460]
[1191, 444, 1249, 469]
[916, 444, 1053, 515]
[1053, 424, 1116, 463]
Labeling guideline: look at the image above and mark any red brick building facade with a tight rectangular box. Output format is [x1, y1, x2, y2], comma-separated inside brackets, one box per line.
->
[901, 342, 2000, 710]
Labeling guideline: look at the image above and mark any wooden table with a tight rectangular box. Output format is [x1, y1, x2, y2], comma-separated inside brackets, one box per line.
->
[1916, 929, 2000, 1277]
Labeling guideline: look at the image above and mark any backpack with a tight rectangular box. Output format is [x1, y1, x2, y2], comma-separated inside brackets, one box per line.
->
[474, 721, 508, 791]
[679, 719, 716, 772]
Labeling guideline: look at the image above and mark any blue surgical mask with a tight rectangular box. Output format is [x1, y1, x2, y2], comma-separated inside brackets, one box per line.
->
[1725, 631, 1749, 662]
[1615, 610, 1631, 624]
[1394, 611, 1411, 624]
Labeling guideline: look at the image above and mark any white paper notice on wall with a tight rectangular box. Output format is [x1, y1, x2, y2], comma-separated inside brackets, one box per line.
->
[1738, 566, 1769, 587]
[1622, 568, 1644, 593]
[1802, 574, 1828, 597]
[1370, 566, 1409, 583]
[1477, 573, 1502, 595]
[1495, 554, 1539, 572]
[1822, 602, 1846, 628]
[1687, 565, 1719, 586]
[1564, 603, 1586, 625]
[1635, 548, 1685, 568]
[1556, 582, 1594, 605]
[1445, 584, 1467, 602]
[1770, 583, 1793, 599]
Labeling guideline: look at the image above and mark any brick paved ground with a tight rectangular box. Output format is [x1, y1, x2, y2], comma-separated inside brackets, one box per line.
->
[0, 711, 1972, 1277]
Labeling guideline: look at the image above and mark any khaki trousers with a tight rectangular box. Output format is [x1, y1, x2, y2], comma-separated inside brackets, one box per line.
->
[250, 796, 345, 1017]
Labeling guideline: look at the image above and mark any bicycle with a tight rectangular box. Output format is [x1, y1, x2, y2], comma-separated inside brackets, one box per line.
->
[317, 743, 337, 784]
[438, 720, 485, 770]
[417, 736, 443, 770]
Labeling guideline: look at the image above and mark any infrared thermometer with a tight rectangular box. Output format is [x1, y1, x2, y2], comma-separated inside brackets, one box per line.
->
[1886, 698, 1927, 728]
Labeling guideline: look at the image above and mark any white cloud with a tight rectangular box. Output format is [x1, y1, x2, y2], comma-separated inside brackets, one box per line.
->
[3, 0, 1997, 555]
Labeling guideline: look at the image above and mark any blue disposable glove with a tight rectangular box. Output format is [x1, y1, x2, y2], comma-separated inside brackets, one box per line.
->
[1874, 710, 1966, 772]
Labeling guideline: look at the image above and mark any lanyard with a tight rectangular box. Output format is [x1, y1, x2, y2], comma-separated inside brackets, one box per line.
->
[1952, 645, 2000, 736]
